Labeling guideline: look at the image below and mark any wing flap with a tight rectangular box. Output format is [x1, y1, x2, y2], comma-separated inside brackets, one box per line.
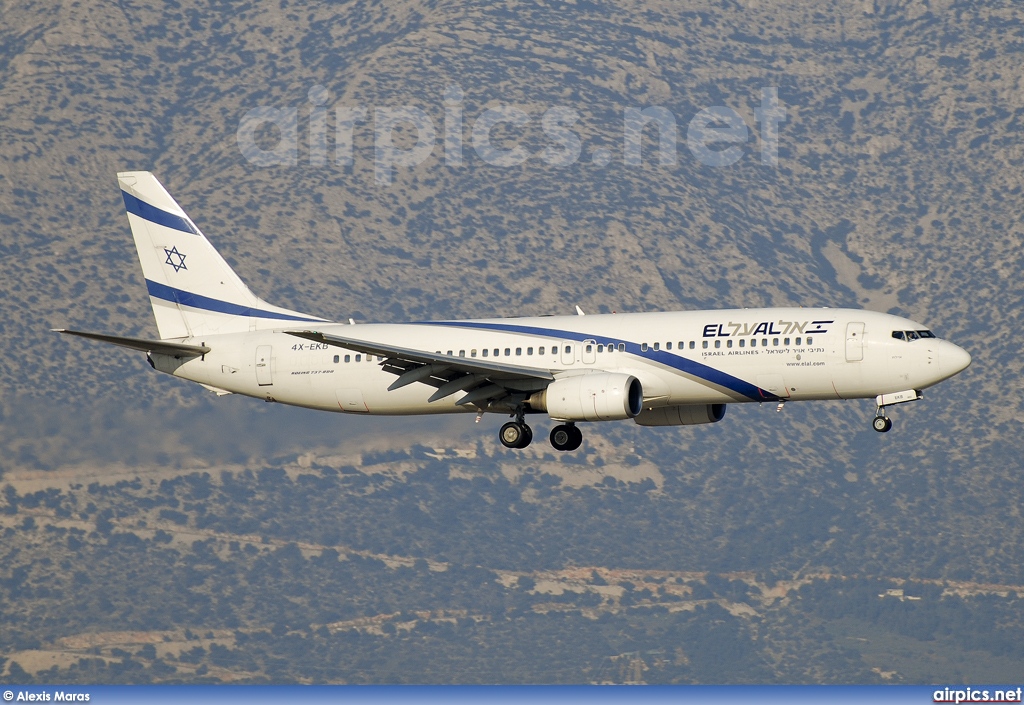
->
[387, 363, 451, 391]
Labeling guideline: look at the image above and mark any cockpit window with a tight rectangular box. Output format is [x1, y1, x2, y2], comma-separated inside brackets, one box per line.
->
[893, 329, 936, 341]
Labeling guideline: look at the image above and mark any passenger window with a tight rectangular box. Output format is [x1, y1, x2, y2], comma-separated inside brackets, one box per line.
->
[515, 347, 522, 356]
[689, 341, 695, 349]
[482, 349, 488, 357]
[459, 350, 466, 357]
[584, 344, 592, 353]
[762, 338, 768, 347]
[596, 344, 604, 353]
[795, 337, 801, 346]
[539, 346, 545, 355]
[471, 349, 477, 358]
[618, 343, 625, 352]
[726, 339, 733, 348]
[666, 342, 672, 350]
[772, 338, 779, 346]
[702, 340, 708, 349]
[641, 343, 648, 352]
[505, 348, 511, 356]
[714, 340, 721, 349]
[750, 339, 756, 348]
[355, 354, 362, 362]
[494, 348, 499, 357]
[447, 350, 453, 356]
[739, 339, 745, 348]
[807, 337, 813, 345]
[344, 354, 351, 363]
[564, 345, 571, 354]
[527, 347, 534, 355]
[784, 338, 790, 346]
[333, 355, 340, 363]
[653, 342, 660, 351]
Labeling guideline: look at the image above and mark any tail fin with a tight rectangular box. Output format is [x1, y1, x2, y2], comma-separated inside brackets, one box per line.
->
[117, 171, 328, 338]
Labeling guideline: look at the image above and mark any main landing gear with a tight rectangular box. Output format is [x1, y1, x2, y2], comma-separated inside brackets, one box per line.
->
[498, 410, 582, 451]
[549, 423, 583, 452]
[499, 420, 533, 449]
[499, 406, 534, 449]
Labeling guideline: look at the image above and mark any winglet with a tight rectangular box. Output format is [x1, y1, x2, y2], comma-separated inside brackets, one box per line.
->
[575, 305, 586, 316]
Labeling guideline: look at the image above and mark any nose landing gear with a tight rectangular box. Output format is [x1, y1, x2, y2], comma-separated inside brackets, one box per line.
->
[871, 389, 921, 432]
[872, 414, 892, 433]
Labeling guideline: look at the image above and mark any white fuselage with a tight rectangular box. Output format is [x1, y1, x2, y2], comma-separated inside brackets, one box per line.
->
[152, 307, 970, 417]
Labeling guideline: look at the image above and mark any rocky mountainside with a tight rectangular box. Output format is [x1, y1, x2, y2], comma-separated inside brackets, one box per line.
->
[1, 0, 1022, 683]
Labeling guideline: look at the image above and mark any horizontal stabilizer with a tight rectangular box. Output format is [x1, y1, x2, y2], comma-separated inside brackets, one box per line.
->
[53, 329, 210, 357]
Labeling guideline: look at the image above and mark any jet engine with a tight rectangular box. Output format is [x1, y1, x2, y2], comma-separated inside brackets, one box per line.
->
[528, 373, 643, 422]
[633, 403, 727, 426]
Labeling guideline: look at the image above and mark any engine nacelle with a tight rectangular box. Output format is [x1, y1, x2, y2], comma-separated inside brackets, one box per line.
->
[633, 403, 727, 426]
[529, 373, 643, 422]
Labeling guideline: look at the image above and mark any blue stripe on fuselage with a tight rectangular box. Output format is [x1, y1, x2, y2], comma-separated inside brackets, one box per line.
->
[122, 190, 198, 235]
[145, 279, 326, 323]
[417, 319, 778, 402]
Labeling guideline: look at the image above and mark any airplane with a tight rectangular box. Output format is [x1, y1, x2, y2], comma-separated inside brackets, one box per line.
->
[55, 172, 972, 451]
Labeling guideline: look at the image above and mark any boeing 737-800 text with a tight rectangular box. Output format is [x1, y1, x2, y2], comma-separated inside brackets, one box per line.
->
[55, 172, 971, 451]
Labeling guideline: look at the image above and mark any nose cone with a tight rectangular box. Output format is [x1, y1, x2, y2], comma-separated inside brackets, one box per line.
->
[939, 341, 972, 379]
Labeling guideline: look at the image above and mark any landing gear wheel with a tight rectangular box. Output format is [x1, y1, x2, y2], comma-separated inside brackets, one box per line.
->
[872, 416, 892, 433]
[500, 421, 532, 449]
[549, 424, 583, 451]
[520, 423, 533, 448]
[550, 425, 571, 451]
[566, 425, 583, 450]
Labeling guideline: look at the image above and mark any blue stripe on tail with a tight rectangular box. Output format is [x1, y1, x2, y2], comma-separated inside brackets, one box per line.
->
[146, 280, 325, 323]
[122, 190, 198, 235]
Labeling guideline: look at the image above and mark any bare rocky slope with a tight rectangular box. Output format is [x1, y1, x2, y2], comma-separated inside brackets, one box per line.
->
[1, 0, 1022, 683]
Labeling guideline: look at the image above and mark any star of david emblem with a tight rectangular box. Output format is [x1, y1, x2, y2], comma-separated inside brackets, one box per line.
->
[164, 246, 187, 273]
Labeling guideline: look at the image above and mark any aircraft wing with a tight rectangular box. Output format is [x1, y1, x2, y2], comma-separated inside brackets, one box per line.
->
[53, 329, 211, 357]
[286, 329, 554, 407]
